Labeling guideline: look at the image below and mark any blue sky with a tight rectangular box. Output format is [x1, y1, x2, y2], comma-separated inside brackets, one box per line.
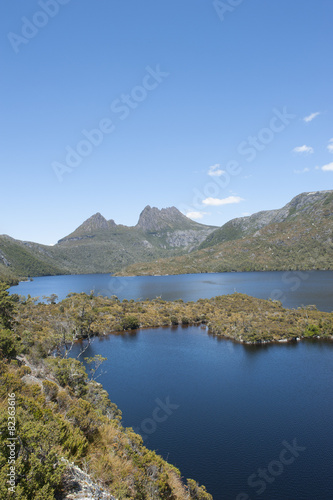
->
[1, 0, 332, 244]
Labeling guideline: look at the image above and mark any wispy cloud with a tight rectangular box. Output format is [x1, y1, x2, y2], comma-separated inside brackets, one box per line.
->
[321, 162, 333, 172]
[185, 211, 207, 220]
[303, 112, 320, 123]
[202, 196, 244, 206]
[208, 164, 225, 177]
[327, 138, 333, 153]
[292, 145, 314, 154]
[294, 167, 310, 174]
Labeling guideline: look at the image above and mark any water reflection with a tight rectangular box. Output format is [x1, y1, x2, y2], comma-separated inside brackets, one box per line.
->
[10, 270, 333, 311]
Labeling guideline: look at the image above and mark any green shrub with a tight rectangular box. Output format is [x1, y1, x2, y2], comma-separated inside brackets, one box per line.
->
[67, 398, 103, 437]
[121, 315, 140, 330]
[0, 329, 19, 359]
[43, 380, 59, 401]
[304, 324, 320, 337]
[170, 315, 179, 325]
[19, 365, 32, 376]
[46, 358, 88, 397]
[187, 479, 213, 499]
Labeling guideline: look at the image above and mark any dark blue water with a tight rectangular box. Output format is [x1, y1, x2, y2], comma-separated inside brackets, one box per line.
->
[9, 270, 333, 311]
[71, 327, 333, 500]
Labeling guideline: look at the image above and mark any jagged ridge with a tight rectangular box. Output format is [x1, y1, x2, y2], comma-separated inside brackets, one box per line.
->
[0, 207, 216, 280]
[117, 190, 333, 276]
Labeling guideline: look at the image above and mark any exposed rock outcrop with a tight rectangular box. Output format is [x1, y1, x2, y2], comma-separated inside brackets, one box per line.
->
[59, 461, 117, 500]
[136, 205, 201, 232]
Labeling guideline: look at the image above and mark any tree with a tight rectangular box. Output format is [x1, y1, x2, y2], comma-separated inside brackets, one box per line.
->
[84, 354, 107, 381]
[0, 329, 19, 359]
[0, 282, 16, 329]
[43, 294, 58, 305]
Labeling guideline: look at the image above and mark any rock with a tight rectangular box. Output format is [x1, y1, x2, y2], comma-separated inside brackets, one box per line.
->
[60, 460, 117, 500]
[136, 205, 194, 232]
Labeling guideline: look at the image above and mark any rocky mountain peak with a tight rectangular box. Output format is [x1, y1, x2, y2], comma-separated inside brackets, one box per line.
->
[136, 205, 193, 232]
[79, 213, 109, 232]
[57, 213, 117, 243]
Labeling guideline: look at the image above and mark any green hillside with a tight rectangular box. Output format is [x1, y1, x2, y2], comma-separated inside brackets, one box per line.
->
[117, 190, 333, 276]
[0, 236, 68, 281]
[1, 192, 332, 281]
[0, 207, 216, 280]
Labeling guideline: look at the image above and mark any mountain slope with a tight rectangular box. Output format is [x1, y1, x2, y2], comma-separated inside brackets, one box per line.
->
[117, 190, 333, 276]
[53, 206, 216, 274]
[2, 192, 332, 281]
[58, 212, 117, 243]
[0, 235, 68, 281]
[0, 207, 216, 280]
[199, 190, 333, 249]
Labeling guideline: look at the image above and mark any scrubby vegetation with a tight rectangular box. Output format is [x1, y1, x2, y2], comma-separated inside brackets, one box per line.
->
[1, 190, 332, 280]
[117, 192, 333, 276]
[0, 278, 332, 498]
[0, 263, 19, 286]
[117, 216, 333, 276]
[15, 288, 331, 345]
[0, 208, 214, 280]
[0, 236, 67, 279]
[0, 282, 213, 499]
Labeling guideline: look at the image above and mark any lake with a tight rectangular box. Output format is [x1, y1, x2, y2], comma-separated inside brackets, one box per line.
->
[70, 326, 333, 500]
[9, 270, 333, 311]
[10, 270, 333, 498]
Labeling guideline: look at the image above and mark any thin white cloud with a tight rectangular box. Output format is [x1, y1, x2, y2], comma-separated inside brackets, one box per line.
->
[186, 211, 207, 220]
[292, 145, 314, 154]
[303, 112, 320, 123]
[208, 164, 225, 177]
[202, 196, 244, 206]
[321, 162, 333, 172]
[327, 138, 333, 153]
[294, 167, 310, 174]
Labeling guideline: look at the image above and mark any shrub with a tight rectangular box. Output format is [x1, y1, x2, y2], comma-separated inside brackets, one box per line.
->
[170, 315, 179, 326]
[187, 479, 213, 499]
[67, 398, 103, 437]
[304, 324, 320, 338]
[121, 315, 140, 330]
[0, 329, 19, 359]
[43, 380, 59, 401]
[46, 358, 88, 397]
[19, 365, 32, 377]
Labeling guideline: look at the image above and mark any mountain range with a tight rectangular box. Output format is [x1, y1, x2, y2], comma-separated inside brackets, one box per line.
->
[118, 190, 333, 276]
[0, 206, 216, 284]
[1, 190, 332, 284]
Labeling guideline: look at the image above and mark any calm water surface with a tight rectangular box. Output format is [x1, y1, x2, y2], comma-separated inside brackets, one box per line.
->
[9, 270, 333, 311]
[71, 327, 333, 500]
[10, 271, 333, 498]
